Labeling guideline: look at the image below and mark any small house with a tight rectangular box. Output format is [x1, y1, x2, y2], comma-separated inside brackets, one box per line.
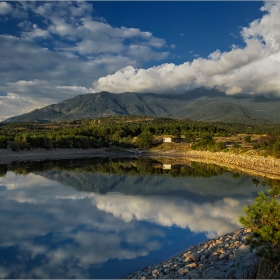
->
[163, 164, 172, 170]
[163, 137, 172, 143]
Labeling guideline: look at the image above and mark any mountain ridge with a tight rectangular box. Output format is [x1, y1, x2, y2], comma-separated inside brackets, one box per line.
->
[3, 88, 280, 123]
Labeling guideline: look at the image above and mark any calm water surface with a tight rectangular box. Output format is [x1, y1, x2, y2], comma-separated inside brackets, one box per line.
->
[0, 157, 268, 278]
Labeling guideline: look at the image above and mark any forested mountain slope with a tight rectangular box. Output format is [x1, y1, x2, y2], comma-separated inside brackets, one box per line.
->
[3, 88, 280, 123]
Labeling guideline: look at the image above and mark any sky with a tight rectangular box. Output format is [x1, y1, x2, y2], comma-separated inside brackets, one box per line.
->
[0, 1, 280, 121]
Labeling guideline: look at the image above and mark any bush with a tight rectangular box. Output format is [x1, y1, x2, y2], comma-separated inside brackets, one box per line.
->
[10, 141, 20, 151]
[135, 131, 154, 149]
[233, 142, 240, 148]
[244, 135, 252, 143]
[239, 185, 280, 260]
[191, 138, 224, 152]
[253, 143, 261, 149]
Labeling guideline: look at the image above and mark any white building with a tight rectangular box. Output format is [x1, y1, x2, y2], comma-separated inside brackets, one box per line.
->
[163, 164, 172, 170]
[163, 137, 172, 143]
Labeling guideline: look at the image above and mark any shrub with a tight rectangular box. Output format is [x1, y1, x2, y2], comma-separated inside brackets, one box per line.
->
[10, 141, 20, 151]
[135, 131, 154, 149]
[253, 143, 261, 149]
[239, 185, 280, 260]
[233, 142, 240, 148]
[191, 138, 224, 152]
[244, 135, 252, 143]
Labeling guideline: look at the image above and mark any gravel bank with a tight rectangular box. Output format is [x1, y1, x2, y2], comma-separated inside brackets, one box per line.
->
[184, 150, 280, 180]
[150, 150, 280, 180]
[126, 228, 260, 279]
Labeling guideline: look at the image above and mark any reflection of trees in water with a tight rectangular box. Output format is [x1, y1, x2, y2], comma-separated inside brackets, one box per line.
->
[1, 158, 280, 190]
[1, 158, 227, 178]
[0, 164, 7, 177]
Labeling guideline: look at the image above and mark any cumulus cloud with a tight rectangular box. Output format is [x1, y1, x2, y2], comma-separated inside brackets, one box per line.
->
[0, 2, 12, 16]
[0, 2, 168, 121]
[94, 1, 280, 96]
[0, 2, 27, 18]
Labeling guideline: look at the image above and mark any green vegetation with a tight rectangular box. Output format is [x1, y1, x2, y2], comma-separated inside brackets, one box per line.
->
[239, 185, 280, 278]
[191, 138, 225, 152]
[3, 90, 280, 124]
[258, 132, 280, 158]
[239, 185, 280, 258]
[244, 135, 252, 143]
[233, 142, 241, 149]
[0, 116, 279, 157]
[135, 131, 154, 149]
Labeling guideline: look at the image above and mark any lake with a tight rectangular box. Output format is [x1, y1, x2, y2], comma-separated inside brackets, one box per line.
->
[0, 157, 270, 278]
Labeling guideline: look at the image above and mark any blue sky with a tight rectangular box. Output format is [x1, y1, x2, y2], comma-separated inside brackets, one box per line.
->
[0, 1, 280, 121]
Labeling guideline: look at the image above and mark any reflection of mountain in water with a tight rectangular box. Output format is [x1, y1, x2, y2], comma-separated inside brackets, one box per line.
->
[32, 157, 266, 202]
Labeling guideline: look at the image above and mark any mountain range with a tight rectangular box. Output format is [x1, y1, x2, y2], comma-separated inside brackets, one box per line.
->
[3, 88, 280, 123]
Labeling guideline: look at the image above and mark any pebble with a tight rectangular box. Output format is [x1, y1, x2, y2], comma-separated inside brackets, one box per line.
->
[126, 228, 260, 279]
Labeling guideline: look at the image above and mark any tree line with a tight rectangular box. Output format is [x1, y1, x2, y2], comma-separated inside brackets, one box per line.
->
[0, 116, 279, 157]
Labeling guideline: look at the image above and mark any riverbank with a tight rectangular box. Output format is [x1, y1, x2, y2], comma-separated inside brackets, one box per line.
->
[126, 228, 260, 279]
[185, 150, 280, 180]
[150, 149, 280, 180]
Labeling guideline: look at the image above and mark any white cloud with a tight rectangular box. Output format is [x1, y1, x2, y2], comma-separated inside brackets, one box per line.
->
[0, 2, 169, 121]
[94, 1, 280, 97]
[0, 2, 12, 16]
[0, 2, 27, 18]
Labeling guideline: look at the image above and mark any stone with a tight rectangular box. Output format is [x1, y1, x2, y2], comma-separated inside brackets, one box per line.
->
[188, 271, 201, 279]
[190, 253, 200, 262]
[200, 254, 206, 261]
[164, 268, 170, 274]
[202, 266, 226, 279]
[178, 268, 189, 275]
[234, 244, 250, 258]
[219, 253, 227, 260]
[152, 269, 159, 278]
[225, 268, 236, 279]
[184, 256, 192, 262]
[186, 263, 196, 269]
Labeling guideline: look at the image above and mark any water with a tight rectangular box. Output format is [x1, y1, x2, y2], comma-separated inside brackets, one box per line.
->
[0, 157, 269, 278]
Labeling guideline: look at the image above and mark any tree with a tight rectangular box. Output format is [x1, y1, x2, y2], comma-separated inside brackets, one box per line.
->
[239, 185, 280, 259]
[135, 131, 154, 149]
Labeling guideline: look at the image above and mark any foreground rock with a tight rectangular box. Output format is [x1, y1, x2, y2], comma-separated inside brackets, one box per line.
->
[126, 228, 260, 279]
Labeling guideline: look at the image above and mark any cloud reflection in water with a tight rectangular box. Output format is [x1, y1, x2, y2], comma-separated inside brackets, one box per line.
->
[0, 169, 258, 278]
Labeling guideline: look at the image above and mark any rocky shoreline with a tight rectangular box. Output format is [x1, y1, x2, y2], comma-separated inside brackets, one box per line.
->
[126, 228, 260, 279]
[181, 150, 280, 180]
